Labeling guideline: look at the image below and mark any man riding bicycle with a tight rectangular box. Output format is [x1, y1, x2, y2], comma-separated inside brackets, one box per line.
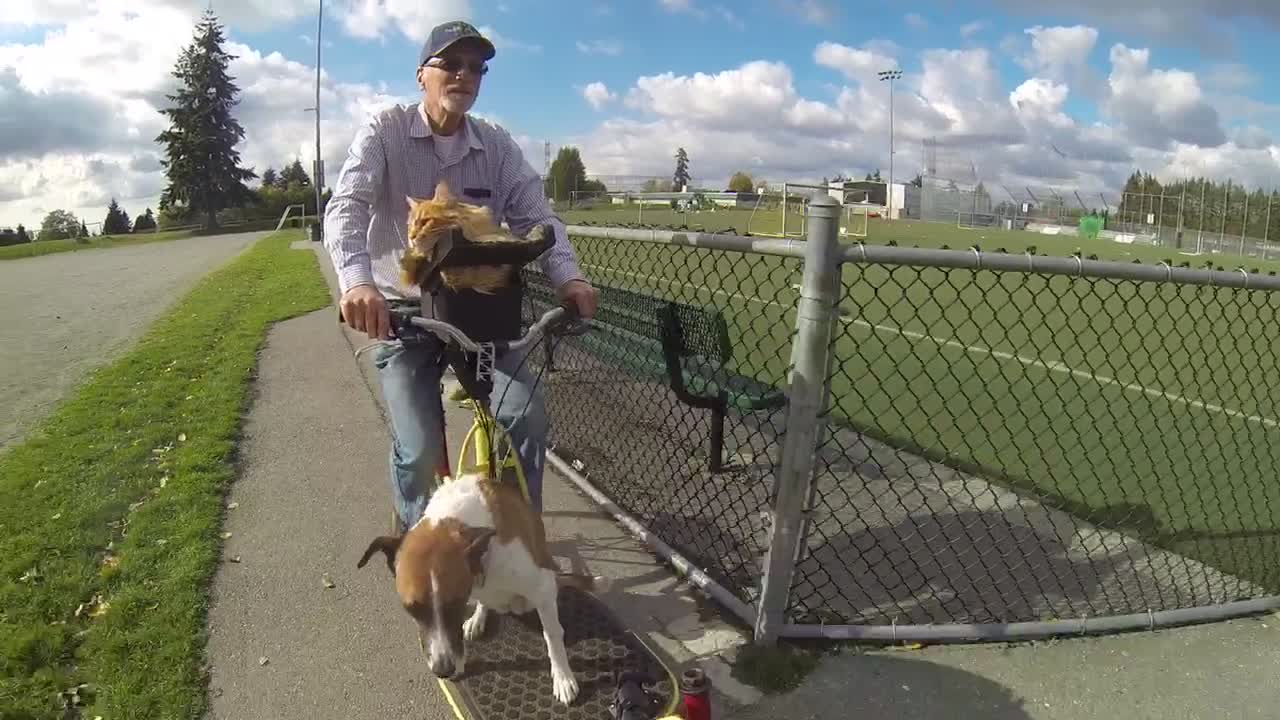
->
[322, 20, 599, 533]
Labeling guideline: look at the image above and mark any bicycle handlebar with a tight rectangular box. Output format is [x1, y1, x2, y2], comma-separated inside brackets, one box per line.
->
[401, 304, 588, 353]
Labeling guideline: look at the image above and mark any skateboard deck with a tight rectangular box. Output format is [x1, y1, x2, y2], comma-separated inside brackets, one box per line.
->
[436, 586, 679, 719]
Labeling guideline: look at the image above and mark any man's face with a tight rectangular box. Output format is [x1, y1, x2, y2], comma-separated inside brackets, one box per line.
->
[418, 42, 488, 116]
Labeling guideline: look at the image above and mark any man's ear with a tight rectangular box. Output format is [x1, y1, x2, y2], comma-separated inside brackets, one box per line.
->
[357, 535, 403, 577]
[463, 526, 497, 575]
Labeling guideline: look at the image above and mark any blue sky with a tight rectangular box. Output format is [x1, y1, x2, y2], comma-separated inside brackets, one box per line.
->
[217, 0, 1280, 145]
[2, 0, 1280, 228]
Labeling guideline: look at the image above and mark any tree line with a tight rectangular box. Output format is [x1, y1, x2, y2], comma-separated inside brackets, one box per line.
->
[0, 200, 158, 246]
[1115, 171, 1280, 240]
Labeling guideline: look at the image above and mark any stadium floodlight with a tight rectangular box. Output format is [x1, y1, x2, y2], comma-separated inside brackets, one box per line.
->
[878, 68, 903, 219]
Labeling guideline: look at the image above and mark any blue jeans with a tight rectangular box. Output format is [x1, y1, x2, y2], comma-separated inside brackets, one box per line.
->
[372, 337, 549, 530]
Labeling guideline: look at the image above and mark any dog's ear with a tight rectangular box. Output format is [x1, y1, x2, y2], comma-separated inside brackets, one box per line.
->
[357, 535, 403, 577]
[463, 526, 497, 575]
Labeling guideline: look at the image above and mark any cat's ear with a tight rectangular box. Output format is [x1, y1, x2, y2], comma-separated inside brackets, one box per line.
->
[406, 195, 421, 209]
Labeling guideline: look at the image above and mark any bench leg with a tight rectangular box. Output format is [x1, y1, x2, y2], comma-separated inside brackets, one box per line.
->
[709, 403, 725, 474]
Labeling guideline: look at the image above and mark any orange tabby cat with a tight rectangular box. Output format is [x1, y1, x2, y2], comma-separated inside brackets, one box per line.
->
[401, 181, 516, 294]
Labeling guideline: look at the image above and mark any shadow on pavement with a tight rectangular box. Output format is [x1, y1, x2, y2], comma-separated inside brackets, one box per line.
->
[738, 652, 1035, 720]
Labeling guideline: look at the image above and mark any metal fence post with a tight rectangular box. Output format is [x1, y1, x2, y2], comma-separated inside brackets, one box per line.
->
[753, 193, 842, 647]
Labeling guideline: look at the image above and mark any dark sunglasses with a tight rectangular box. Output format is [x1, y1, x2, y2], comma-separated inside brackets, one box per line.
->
[424, 56, 489, 76]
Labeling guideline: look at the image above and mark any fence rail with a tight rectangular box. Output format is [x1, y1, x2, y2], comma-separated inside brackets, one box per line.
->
[529, 197, 1280, 646]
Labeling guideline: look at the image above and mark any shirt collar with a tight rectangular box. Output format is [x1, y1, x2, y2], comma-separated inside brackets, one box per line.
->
[411, 102, 485, 153]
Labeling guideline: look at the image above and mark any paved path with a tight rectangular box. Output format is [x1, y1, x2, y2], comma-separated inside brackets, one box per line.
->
[733, 612, 1280, 720]
[0, 232, 264, 450]
[203, 242, 751, 719]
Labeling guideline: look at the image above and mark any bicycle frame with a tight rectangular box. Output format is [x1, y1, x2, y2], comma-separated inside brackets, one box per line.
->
[352, 301, 586, 507]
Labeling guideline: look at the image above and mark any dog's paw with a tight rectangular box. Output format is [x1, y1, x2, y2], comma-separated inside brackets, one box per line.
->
[463, 606, 488, 641]
[551, 668, 579, 705]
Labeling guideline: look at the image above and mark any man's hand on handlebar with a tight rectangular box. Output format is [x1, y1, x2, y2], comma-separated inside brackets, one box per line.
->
[340, 284, 391, 340]
[557, 278, 598, 320]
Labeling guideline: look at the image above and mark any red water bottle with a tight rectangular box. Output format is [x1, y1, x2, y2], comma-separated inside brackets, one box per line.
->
[679, 667, 711, 720]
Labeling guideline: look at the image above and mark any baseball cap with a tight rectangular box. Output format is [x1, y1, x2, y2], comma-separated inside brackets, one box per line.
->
[418, 21, 496, 65]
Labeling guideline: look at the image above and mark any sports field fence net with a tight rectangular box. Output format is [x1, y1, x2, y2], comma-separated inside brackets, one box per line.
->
[519, 211, 1280, 642]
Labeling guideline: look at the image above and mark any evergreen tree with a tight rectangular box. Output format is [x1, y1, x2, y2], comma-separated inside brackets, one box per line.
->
[548, 147, 587, 202]
[672, 147, 690, 191]
[260, 167, 278, 188]
[16, 224, 29, 243]
[155, 10, 256, 230]
[103, 198, 132, 235]
[79, 219, 89, 237]
[280, 159, 311, 188]
[133, 207, 158, 232]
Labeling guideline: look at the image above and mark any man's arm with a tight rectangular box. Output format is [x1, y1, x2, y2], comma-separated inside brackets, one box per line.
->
[323, 114, 387, 296]
[324, 113, 394, 339]
[495, 131, 585, 289]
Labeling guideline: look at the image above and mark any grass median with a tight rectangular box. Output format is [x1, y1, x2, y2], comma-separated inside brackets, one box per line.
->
[0, 229, 331, 719]
[0, 230, 200, 260]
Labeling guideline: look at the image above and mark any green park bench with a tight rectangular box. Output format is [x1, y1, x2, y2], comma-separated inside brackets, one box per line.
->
[522, 269, 786, 473]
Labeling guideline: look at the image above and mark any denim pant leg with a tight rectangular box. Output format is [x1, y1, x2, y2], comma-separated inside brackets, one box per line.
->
[373, 340, 445, 531]
[490, 343, 550, 512]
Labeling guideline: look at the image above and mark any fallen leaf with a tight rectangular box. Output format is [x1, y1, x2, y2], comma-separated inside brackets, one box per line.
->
[322, 573, 336, 589]
[52, 512, 62, 520]
[258, 656, 269, 666]
[230, 555, 242, 563]
[227, 502, 239, 510]
[220, 532, 233, 540]
[160, 476, 169, 488]
[178, 433, 187, 442]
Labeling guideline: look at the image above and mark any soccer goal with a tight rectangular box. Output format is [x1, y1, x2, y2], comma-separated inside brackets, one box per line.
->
[276, 203, 307, 232]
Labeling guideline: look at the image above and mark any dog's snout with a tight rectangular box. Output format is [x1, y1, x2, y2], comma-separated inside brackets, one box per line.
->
[429, 656, 456, 679]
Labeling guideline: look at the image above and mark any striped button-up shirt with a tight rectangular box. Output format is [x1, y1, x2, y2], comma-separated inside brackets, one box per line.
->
[322, 102, 583, 300]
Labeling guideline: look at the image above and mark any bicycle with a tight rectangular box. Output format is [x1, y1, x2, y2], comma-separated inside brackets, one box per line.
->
[342, 223, 589, 513]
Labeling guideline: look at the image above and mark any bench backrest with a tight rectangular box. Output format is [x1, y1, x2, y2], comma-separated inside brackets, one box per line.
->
[522, 268, 729, 363]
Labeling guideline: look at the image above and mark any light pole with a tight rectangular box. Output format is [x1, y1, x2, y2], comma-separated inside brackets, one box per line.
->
[878, 68, 902, 219]
[303, 0, 324, 240]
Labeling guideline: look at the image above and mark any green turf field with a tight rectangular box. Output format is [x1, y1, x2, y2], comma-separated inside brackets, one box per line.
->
[561, 205, 1280, 595]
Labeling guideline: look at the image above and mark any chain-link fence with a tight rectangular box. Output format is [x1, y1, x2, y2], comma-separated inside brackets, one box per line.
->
[531, 199, 1280, 646]
[520, 229, 803, 614]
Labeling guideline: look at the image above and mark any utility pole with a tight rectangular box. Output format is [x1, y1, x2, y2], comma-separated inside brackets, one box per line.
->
[878, 68, 903, 219]
[312, 0, 323, 240]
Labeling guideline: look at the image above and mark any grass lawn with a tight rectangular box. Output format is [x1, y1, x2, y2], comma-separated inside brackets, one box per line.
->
[562, 206, 1280, 601]
[0, 230, 330, 719]
[0, 230, 201, 260]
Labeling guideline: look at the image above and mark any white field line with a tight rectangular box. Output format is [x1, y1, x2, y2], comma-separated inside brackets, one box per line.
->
[579, 263, 1279, 429]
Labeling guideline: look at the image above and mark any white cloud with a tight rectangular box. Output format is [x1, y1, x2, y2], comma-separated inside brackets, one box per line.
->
[581, 81, 618, 110]
[905, 13, 928, 31]
[1104, 43, 1226, 149]
[569, 37, 1278, 199]
[813, 41, 898, 83]
[577, 39, 623, 56]
[337, 0, 472, 43]
[1020, 25, 1099, 80]
[0, 2, 413, 229]
[989, 0, 1280, 53]
[774, 0, 837, 25]
[961, 21, 989, 38]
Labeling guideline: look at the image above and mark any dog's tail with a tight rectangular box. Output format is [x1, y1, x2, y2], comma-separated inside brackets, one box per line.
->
[557, 573, 612, 594]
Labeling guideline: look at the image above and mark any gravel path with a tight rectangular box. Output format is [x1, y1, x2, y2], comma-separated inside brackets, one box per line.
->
[0, 232, 267, 450]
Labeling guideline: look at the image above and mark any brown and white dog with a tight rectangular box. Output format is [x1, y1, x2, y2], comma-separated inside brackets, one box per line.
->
[357, 471, 600, 705]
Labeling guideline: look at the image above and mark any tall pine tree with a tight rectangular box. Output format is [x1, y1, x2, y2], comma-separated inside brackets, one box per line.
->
[672, 147, 690, 191]
[156, 10, 256, 230]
